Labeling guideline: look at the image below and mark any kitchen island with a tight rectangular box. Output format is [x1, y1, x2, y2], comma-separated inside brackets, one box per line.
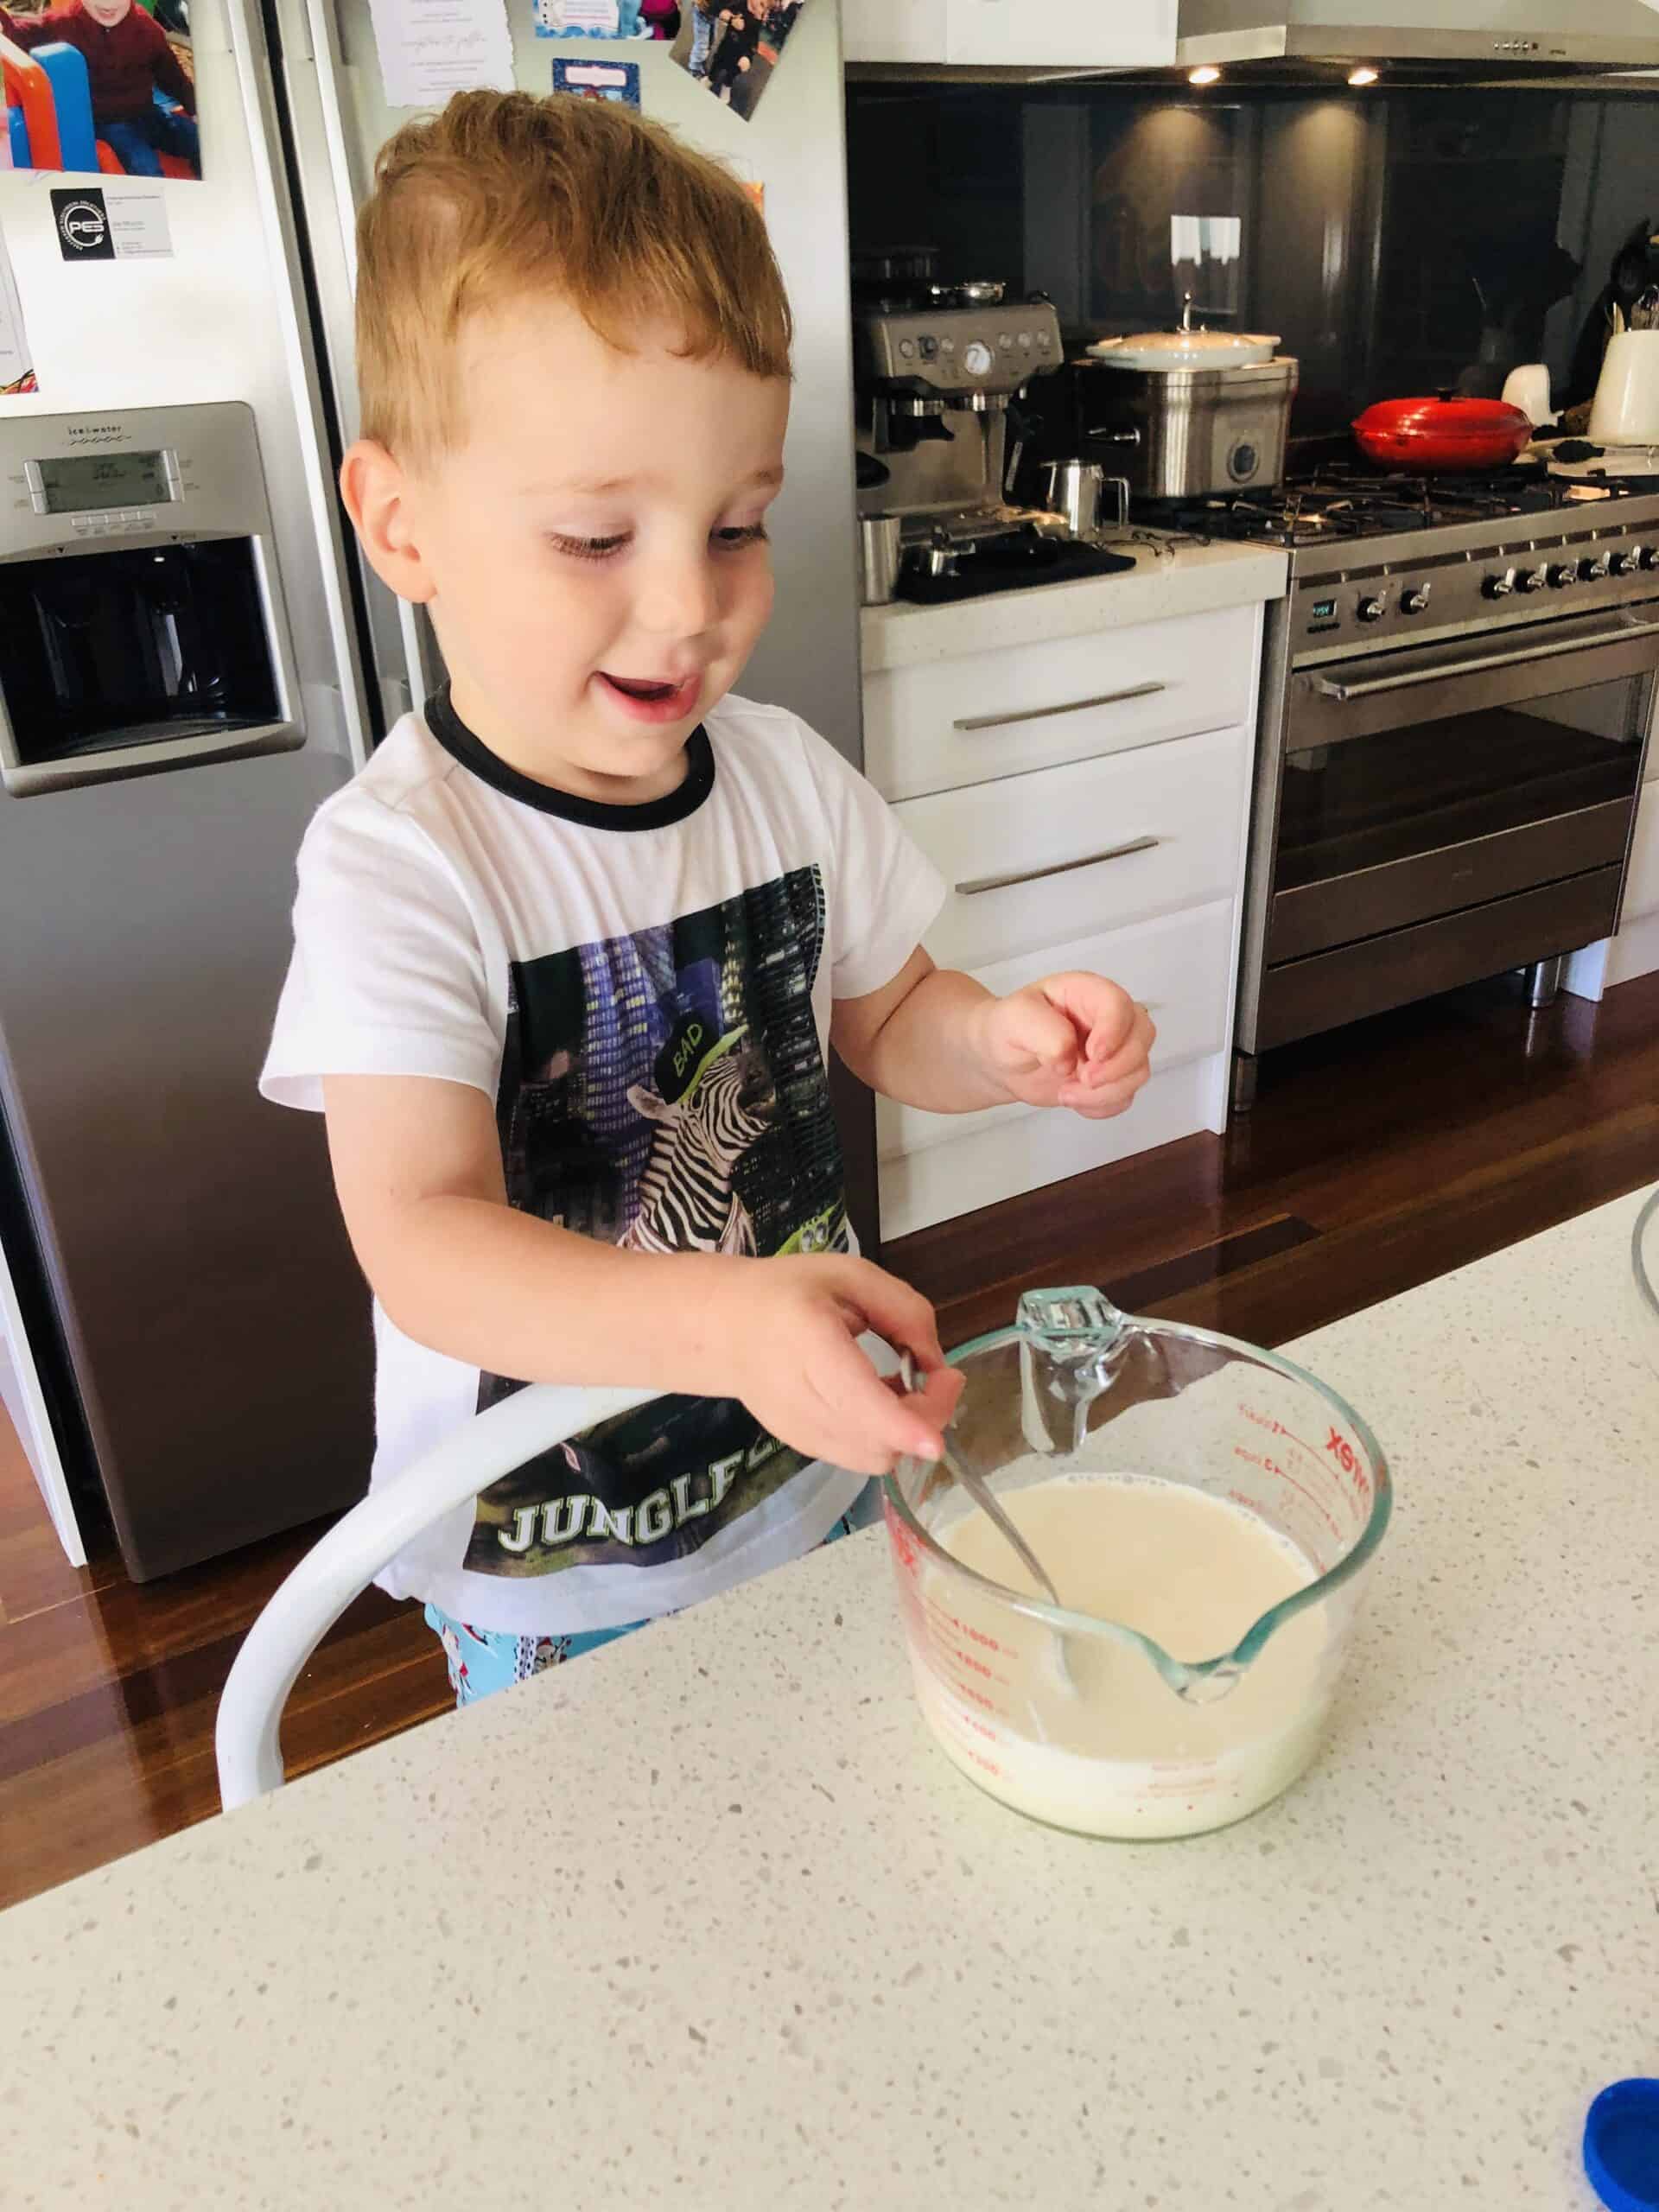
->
[2, 1190, 1654, 2209]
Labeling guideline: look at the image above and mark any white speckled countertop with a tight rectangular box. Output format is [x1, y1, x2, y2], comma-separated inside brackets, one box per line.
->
[3, 1192, 1656, 2209]
[860, 533, 1288, 674]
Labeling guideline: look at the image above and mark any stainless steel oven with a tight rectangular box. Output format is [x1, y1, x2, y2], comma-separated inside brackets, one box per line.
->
[1232, 486, 1659, 1107]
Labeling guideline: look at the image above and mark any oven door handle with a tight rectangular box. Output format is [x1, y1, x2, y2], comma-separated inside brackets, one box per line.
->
[1309, 615, 1659, 702]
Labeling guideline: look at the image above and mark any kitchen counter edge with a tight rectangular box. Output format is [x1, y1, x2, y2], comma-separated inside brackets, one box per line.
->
[859, 535, 1289, 675]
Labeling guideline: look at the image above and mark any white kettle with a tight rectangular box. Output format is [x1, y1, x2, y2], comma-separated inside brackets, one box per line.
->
[1589, 329, 1659, 447]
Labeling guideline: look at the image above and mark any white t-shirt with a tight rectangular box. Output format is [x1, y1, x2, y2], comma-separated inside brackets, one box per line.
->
[261, 689, 945, 1635]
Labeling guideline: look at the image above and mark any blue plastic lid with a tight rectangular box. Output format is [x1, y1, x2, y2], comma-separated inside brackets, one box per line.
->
[1585, 2082, 1659, 2212]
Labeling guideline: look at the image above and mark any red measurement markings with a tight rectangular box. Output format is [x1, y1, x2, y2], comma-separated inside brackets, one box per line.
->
[1243, 1407, 1372, 1506]
[1232, 1444, 1342, 1541]
[1323, 1424, 1373, 1503]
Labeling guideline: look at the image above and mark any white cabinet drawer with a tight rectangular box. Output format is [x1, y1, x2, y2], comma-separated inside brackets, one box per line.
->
[842, 0, 946, 60]
[880, 1055, 1218, 1243]
[877, 898, 1233, 1165]
[862, 603, 1259, 804]
[944, 0, 1174, 64]
[896, 721, 1249, 974]
[1623, 781, 1659, 915]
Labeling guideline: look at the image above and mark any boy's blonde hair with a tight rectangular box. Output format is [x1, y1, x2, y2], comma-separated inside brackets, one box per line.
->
[356, 89, 793, 464]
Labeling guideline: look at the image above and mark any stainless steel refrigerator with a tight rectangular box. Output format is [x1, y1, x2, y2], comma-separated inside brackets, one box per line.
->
[0, 0, 864, 1578]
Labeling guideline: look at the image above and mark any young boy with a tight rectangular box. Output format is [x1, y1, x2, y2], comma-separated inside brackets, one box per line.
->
[261, 92, 1154, 1707]
[0, 0, 198, 177]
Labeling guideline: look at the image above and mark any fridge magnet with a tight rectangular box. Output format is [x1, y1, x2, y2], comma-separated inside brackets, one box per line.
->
[532, 0, 677, 34]
[51, 178, 173, 258]
[1, 0, 200, 179]
[534, 0, 623, 34]
[551, 55, 641, 102]
[672, 0, 808, 121]
[368, 0, 514, 107]
[0, 222, 37, 393]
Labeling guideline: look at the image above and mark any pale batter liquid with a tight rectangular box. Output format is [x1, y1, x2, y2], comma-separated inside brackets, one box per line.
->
[911, 1466, 1332, 1838]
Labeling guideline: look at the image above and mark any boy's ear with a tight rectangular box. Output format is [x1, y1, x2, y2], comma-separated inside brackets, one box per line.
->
[339, 438, 436, 605]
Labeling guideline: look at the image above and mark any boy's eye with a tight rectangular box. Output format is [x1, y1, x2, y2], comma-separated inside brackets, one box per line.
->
[713, 523, 770, 551]
[550, 532, 632, 563]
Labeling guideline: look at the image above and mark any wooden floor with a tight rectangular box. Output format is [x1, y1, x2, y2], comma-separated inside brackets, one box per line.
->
[3, 965, 1656, 1910]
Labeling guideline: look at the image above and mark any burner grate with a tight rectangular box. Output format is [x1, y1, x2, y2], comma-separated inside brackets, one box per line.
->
[1158, 457, 1599, 548]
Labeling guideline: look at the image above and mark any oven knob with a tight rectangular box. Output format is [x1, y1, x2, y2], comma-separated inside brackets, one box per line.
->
[1547, 563, 1578, 588]
[1357, 594, 1388, 622]
[1580, 555, 1611, 582]
[1482, 569, 1516, 599]
[1611, 549, 1639, 576]
[1400, 584, 1431, 614]
[1516, 566, 1549, 593]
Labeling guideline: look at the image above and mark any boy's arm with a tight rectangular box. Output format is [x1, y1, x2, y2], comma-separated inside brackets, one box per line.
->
[832, 947, 1155, 1121]
[0, 10, 60, 48]
[145, 16, 194, 110]
[322, 1072, 960, 1473]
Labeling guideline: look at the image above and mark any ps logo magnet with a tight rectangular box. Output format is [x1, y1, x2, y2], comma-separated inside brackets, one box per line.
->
[51, 189, 114, 263]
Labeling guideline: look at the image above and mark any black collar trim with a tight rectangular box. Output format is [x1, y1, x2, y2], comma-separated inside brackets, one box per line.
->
[424, 684, 715, 831]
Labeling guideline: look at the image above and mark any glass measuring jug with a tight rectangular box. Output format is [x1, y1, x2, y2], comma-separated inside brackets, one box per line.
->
[883, 1288, 1390, 1840]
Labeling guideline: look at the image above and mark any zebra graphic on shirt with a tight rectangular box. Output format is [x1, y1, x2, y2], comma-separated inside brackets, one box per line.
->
[620, 1030, 777, 1259]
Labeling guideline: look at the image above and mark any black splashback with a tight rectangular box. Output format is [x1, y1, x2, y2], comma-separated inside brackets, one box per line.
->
[847, 81, 1659, 441]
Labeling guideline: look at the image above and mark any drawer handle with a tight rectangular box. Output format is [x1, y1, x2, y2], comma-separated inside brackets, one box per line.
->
[952, 680, 1167, 734]
[955, 834, 1162, 898]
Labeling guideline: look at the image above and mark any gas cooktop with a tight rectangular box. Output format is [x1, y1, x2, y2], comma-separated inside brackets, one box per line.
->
[1157, 458, 1659, 550]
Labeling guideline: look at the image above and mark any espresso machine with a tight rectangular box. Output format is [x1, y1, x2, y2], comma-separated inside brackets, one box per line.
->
[852, 259, 1135, 604]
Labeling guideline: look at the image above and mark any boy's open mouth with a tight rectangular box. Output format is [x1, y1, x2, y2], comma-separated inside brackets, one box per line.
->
[597, 671, 701, 721]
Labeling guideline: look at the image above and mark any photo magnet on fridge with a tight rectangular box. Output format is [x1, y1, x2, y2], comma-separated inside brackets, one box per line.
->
[551, 55, 641, 102]
[534, 0, 678, 37]
[3, 0, 201, 179]
[672, 0, 809, 120]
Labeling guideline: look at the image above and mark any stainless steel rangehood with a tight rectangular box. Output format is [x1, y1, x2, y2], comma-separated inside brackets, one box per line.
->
[1175, 0, 1659, 75]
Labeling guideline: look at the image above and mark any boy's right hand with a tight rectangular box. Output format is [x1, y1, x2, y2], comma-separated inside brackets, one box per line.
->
[721, 1255, 963, 1476]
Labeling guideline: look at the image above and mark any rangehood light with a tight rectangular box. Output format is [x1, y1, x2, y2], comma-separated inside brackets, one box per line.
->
[1189, 63, 1222, 84]
[1347, 64, 1379, 85]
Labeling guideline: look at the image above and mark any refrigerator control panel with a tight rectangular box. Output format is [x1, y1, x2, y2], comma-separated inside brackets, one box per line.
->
[0, 402, 269, 555]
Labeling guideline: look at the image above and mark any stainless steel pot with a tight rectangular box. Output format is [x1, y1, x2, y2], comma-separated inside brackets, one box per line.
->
[1075, 355, 1299, 499]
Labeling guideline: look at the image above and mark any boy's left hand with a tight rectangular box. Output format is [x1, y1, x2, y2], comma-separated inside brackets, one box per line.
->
[977, 973, 1154, 1120]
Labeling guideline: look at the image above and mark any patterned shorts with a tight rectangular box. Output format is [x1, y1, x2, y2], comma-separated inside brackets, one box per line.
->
[424, 1489, 880, 1707]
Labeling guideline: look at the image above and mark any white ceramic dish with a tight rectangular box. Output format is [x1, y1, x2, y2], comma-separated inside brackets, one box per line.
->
[1087, 327, 1280, 371]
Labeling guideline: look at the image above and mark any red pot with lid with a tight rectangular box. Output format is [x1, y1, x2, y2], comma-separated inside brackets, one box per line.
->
[1352, 393, 1533, 472]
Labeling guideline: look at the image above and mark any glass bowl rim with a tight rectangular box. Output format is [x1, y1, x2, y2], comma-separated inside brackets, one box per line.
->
[881, 1306, 1393, 1682]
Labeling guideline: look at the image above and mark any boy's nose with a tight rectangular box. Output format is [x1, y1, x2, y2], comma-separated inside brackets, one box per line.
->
[633, 550, 721, 643]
